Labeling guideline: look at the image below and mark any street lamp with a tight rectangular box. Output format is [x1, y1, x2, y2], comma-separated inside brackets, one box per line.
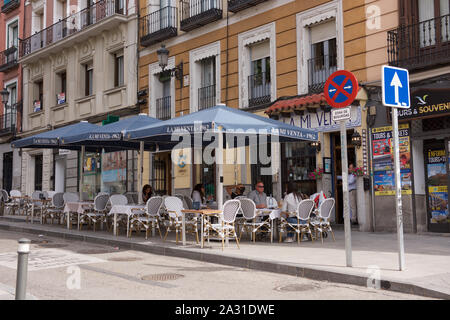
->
[1, 88, 10, 106]
[156, 44, 183, 86]
[351, 130, 362, 148]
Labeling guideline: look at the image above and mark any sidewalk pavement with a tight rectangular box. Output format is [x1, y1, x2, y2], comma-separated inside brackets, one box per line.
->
[0, 215, 449, 299]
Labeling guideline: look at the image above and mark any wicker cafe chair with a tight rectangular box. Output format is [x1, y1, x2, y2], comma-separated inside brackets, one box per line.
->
[42, 192, 65, 225]
[238, 198, 272, 242]
[311, 198, 336, 244]
[8, 189, 23, 215]
[205, 200, 241, 251]
[108, 194, 128, 233]
[279, 199, 315, 244]
[28, 191, 46, 223]
[163, 196, 199, 244]
[130, 196, 164, 239]
[79, 194, 110, 231]
[62, 192, 80, 227]
[1, 189, 13, 215]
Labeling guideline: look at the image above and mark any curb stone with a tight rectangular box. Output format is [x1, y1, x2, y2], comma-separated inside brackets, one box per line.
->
[0, 219, 448, 300]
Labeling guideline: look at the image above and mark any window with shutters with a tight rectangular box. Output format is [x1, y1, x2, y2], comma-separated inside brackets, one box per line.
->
[296, 1, 344, 95]
[248, 40, 271, 107]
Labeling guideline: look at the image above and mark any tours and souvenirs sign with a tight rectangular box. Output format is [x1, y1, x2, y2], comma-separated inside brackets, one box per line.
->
[398, 88, 450, 120]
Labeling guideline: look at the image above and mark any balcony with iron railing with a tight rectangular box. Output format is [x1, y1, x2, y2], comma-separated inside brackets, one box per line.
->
[307, 55, 337, 93]
[198, 84, 216, 110]
[20, 0, 126, 60]
[227, 0, 269, 13]
[388, 14, 450, 71]
[140, 6, 178, 47]
[0, 106, 19, 137]
[248, 72, 271, 107]
[0, 46, 18, 72]
[156, 96, 171, 120]
[180, 0, 222, 32]
[1, 0, 20, 14]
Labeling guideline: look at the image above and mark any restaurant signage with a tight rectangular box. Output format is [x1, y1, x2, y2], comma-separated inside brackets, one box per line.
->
[282, 106, 361, 132]
[398, 88, 450, 120]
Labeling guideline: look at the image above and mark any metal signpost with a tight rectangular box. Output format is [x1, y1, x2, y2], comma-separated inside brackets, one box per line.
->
[324, 70, 359, 268]
[382, 65, 410, 271]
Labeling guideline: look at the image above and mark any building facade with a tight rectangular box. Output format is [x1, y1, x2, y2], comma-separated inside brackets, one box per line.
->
[17, 0, 139, 198]
[0, 0, 24, 193]
[137, 0, 378, 231]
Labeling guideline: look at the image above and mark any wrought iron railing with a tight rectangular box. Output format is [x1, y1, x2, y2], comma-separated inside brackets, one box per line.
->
[180, 0, 222, 31]
[0, 107, 17, 136]
[227, 0, 268, 13]
[198, 84, 216, 110]
[1, 0, 20, 14]
[307, 55, 337, 93]
[156, 96, 171, 120]
[20, 0, 124, 58]
[388, 14, 450, 70]
[140, 6, 177, 46]
[248, 72, 271, 107]
[0, 46, 18, 72]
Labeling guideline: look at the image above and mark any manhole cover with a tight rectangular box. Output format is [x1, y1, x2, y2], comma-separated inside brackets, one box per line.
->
[77, 249, 114, 255]
[107, 256, 143, 262]
[275, 284, 320, 292]
[141, 273, 184, 281]
[37, 243, 68, 248]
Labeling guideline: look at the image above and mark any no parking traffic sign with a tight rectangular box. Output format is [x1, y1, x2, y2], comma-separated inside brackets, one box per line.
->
[324, 70, 359, 108]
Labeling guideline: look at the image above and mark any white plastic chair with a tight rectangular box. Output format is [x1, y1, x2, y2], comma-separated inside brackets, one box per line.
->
[205, 200, 241, 251]
[130, 196, 164, 239]
[8, 190, 22, 215]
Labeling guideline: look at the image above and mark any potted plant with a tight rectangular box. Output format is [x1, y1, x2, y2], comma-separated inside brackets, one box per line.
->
[309, 168, 324, 180]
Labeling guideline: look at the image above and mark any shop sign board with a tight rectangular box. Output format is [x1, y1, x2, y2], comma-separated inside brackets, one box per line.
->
[372, 124, 412, 196]
[398, 88, 450, 120]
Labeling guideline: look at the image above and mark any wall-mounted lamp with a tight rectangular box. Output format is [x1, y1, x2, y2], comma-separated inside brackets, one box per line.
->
[157, 44, 183, 86]
[311, 140, 321, 153]
[351, 130, 362, 148]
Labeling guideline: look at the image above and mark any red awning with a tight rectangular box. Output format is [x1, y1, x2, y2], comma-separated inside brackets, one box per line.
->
[265, 93, 326, 114]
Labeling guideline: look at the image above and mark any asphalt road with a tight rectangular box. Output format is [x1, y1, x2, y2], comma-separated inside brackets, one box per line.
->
[0, 230, 433, 300]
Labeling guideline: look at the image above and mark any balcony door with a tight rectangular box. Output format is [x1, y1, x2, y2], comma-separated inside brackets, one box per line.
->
[417, 0, 450, 47]
[4, 84, 17, 130]
[199, 57, 216, 110]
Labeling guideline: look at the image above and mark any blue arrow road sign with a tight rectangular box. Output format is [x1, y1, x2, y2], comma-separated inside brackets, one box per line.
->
[382, 65, 410, 108]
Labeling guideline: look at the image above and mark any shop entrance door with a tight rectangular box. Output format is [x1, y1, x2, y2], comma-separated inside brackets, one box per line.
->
[2, 152, 13, 192]
[331, 130, 356, 224]
[424, 139, 450, 233]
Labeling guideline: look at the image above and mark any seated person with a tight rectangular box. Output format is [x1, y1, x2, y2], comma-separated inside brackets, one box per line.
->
[247, 181, 267, 209]
[281, 182, 308, 243]
[226, 184, 246, 199]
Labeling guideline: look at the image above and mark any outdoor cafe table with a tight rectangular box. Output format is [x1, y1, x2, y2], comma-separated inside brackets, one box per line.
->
[181, 209, 222, 248]
[64, 201, 94, 230]
[108, 204, 146, 237]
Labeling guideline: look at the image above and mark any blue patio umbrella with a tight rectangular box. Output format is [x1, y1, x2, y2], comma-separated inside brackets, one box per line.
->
[11, 121, 100, 150]
[123, 105, 318, 144]
[60, 114, 173, 151]
[123, 105, 318, 209]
